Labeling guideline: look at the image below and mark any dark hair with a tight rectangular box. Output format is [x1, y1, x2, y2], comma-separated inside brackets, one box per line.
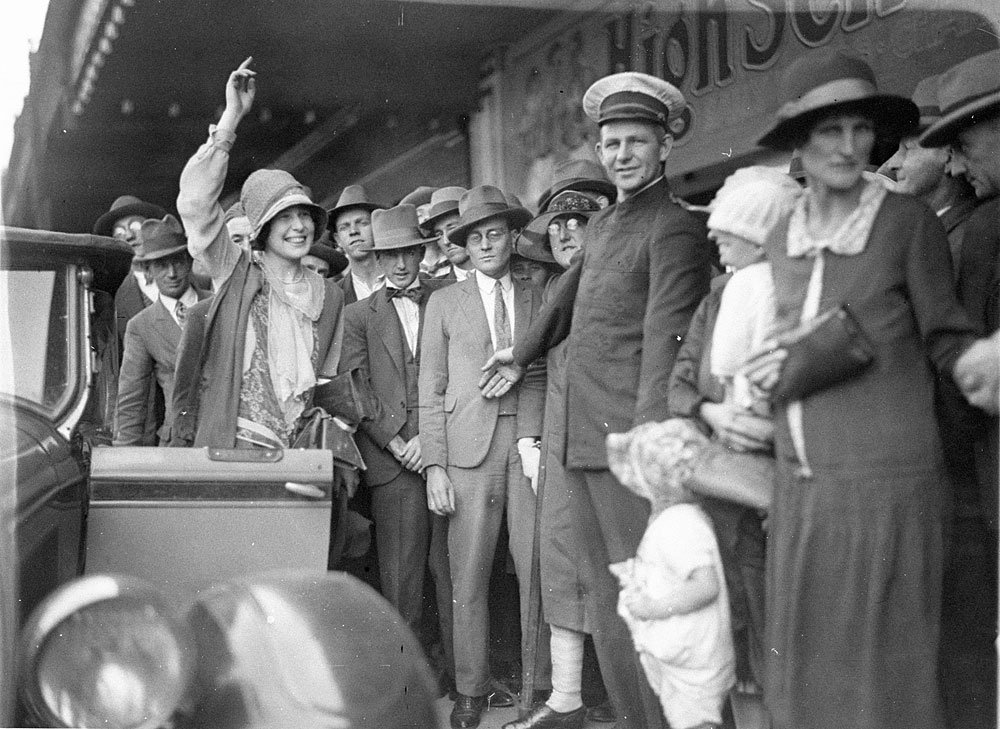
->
[251, 220, 270, 251]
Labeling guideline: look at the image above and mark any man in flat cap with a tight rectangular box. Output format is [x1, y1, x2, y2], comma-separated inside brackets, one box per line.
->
[113, 216, 211, 446]
[482, 71, 712, 729]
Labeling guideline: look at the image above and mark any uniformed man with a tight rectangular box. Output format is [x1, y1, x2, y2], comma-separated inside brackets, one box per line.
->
[481, 72, 712, 729]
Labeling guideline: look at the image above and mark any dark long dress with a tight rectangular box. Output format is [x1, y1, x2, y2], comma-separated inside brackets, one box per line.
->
[762, 191, 975, 729]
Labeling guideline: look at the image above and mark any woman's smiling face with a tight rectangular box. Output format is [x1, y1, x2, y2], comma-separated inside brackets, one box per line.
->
[265, 205, 315, 262]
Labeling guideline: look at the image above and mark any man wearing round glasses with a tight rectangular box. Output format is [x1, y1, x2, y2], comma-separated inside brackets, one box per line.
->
[419, 185, 550, 729]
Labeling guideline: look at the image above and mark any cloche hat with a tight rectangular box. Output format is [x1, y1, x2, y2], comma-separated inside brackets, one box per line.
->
[536, 159, 616, 210]
[758, 50, 918, 151]
[135, 215, 189, 262]
[516, 190, 601, 265]
[446, 186, 532, 247]
[239, 168, 327, 240]
[369, 204, 437, 251]
[920, 49, 1000, 147]
[93, 195, 168, 236]
[583, 72, 686, 131]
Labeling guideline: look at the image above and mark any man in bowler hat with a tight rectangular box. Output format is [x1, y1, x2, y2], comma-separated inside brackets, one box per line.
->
[482, 71, 713, 729]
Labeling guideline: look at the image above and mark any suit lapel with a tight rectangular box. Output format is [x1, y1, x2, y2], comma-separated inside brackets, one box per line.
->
[512, 280, 533, 341]
[150, 297, 181, 348]
[458, 274, 493, 354]
[372, 290, 406, 375]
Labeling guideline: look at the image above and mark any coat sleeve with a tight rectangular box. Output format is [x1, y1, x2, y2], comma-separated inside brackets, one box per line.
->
[667, 292, 713, 421]
[635, 214, 712, 426]
[512, 256, 581, 367]
[112, 318, 155, 446]
[516, 290, 548, 440]
[904, 201, 977, 375]
[339, 303, 400, 449]
[176, 126, 242, 287]
[418, 291, 450, 468]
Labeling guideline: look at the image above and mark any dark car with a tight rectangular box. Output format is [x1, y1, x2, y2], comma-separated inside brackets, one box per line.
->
[2, 227, 431, 727]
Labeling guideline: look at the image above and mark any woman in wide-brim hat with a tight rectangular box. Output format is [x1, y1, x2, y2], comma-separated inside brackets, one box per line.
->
[174, 57, 344, 450]
[747, 49, 977, 729]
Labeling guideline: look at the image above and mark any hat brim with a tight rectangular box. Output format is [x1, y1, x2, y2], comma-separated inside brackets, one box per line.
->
[420, 206, 460, 232]
[368, 234, 439, 252]
[448, 208, 532, 247]
[306, 245, 349, 275]
[136, 242, 189, 262]
[920, 93, 1000, 147]
[537, 178, 617, 210]
[93, 201, 169, 236]
[256, 196, 329, 241]
[326, 201, 383, 229]
[758, 95, 918, 151]
[514, 229, 557, 265]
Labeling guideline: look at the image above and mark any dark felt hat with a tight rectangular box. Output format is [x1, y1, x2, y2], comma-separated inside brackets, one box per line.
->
[583, 72, 686, 131]
[516, 190, 601, 265]
[135, 215, 188, 262]
[420, 186, 467, 231]
[369, 204, 437, 251]
[327, 185, 385, 225]
[921, 49, 1000, 147]
[93, 195, 168, 236]
[758, 50, 918, 151]
[306, 242, 349, 277]
[446, 186, 532, 248]
[536, 158, 616, 210]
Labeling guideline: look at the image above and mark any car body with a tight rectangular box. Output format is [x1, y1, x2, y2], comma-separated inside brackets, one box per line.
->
[0, 226, 399, 727]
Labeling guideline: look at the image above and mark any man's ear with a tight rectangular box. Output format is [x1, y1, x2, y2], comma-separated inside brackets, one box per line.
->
[659, 133, 673, 162]
[594, 140, 603, 160]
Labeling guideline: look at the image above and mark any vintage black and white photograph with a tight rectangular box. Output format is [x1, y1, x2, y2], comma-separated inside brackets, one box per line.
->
[0, 0, 997, 727]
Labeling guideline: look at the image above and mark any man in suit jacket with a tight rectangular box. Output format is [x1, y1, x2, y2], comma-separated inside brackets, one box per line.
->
[338, 203, 454, 689]
[420, 186, 550, 729]
[329, 185, 386, 304]
[114, 215, 211, 446]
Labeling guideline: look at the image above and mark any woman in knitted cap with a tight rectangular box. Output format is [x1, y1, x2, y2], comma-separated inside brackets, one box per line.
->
[745, 51, 977, 729]
[174, 58, 345, 449]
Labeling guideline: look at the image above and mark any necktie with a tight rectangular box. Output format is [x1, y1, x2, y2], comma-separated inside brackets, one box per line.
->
[175, 300, 187, 325]
[493, 280, 512, 350]
[387, 286, 423, 304]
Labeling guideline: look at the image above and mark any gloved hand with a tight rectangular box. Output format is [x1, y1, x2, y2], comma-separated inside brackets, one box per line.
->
[517, 438, 541, 494]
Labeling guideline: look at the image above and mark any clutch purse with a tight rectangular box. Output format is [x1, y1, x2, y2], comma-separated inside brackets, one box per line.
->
[686, 442, 774, 512]
[292, 406, 367, 472]
[311, 369, 377, 427]
[769, 305, 875, 403]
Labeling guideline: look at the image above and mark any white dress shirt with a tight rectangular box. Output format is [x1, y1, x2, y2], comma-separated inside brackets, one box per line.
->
[350, 272, 385, 301]
[158, 286, 199, 327]
[454, 266, 471, 282]
[387, 283, 421, 356]
[475, 271, 516, 349]
[134, 269, 160, 305]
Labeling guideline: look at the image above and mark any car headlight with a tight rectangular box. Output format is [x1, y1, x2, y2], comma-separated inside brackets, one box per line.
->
[21, 574, 195, 729]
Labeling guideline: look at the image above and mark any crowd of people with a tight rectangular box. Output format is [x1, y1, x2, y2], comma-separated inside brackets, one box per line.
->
[99, 45, 999, 729]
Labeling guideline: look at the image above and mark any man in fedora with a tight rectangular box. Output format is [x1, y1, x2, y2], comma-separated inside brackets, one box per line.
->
[329, 184, 386, 303]
[94, 195, 169, 353]
[301, 240, 349, 279]
[419, 185, 550, 728]
[421, 186, 475, 283]
[113, 215, 211, 446]
[339, 203, 454, 694]
[482, 71, 713, 729]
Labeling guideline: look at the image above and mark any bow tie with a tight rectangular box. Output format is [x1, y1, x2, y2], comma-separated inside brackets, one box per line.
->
[387, 286, 423, 304]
